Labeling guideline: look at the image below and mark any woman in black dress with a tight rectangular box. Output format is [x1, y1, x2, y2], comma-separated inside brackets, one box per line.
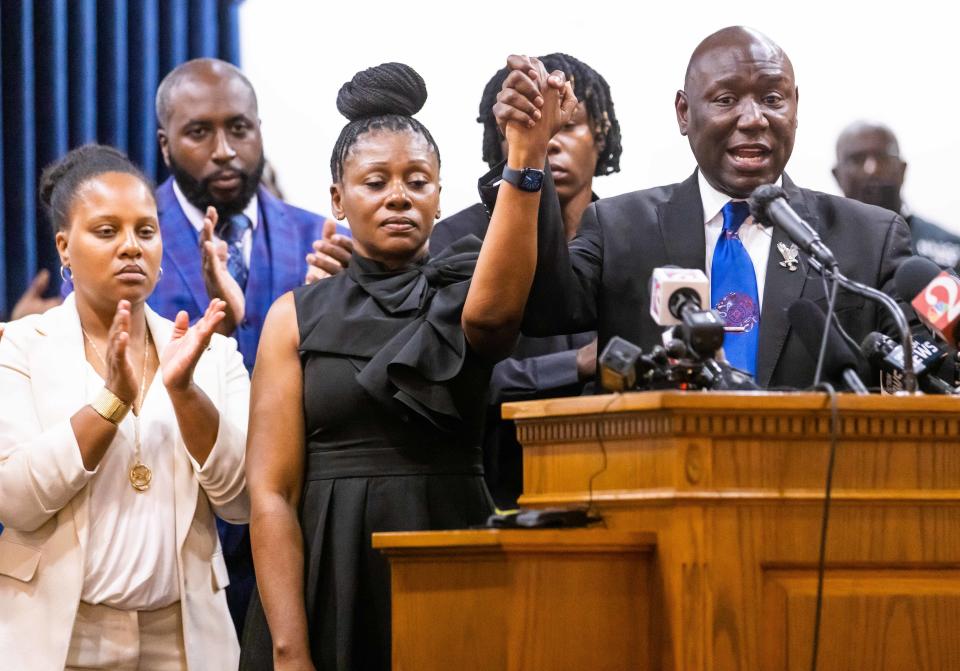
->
[241, 61, 573, 670]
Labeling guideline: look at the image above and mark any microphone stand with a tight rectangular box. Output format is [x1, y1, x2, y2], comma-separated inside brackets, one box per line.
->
[808, 257, 918, 393]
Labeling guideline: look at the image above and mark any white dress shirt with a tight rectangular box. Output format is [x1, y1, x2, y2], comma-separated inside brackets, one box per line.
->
[700, 171, 779, 309]
[80, 356, 180, 610]
[172, 180, 259, 267]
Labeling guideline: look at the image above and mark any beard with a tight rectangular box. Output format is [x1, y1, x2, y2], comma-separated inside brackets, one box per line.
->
[851, 181, 902, 213]
[168, 152, 266, 219]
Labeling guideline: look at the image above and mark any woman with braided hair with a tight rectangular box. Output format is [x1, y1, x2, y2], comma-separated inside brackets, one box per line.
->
[241, 61, 574, 670]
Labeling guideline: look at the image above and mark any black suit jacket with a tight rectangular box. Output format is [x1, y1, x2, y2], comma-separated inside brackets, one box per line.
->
[521, 169, 913, 389]
[907, 214, 960, 271]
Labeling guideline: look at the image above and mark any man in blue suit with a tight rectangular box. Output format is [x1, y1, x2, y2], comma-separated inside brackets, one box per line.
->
[152, 58, 347, 634]
[153, 58, 347, 371]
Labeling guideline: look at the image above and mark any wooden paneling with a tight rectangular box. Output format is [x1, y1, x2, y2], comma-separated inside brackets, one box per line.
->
[378, 393, 960, 669]
[506, 392, 960, 670]
[762, 569, 960, 671]
[375, 529, 656, 671]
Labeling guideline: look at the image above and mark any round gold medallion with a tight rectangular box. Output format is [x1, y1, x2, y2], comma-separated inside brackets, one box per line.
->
[129, 461, 152, 491]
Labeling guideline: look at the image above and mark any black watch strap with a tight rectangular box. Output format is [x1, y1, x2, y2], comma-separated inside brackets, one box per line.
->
[501, 165, 545, 192]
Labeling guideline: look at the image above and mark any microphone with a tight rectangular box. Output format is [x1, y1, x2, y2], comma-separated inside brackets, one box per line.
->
[751, 187, 917, 390]
[649, 267, 710, 326]
[894, 256, 960, 346]
[787, 299, 868, 393]
[861, 331, 956, 394]
[649, 267, 725, 359]
[598, 336, 642, 392]
[749, 184, 838, 269]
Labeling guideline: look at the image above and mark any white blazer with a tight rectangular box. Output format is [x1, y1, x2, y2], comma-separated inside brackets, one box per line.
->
[0, 295, 250, 671]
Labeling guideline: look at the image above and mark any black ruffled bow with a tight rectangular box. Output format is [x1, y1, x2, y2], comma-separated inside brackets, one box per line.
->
[297, 236, 484, 431]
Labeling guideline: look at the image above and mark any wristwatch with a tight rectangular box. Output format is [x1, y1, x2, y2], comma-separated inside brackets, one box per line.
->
[501, 165, 545, 192]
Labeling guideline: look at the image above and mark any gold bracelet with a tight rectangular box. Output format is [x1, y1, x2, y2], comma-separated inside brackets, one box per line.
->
[90, 388, 130, 425]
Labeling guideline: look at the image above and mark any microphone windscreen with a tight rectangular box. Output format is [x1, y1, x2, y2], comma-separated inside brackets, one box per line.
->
[894, 256, 942, 302]
[787, 298, 862, 376]
[860, 331, 894, 365]
[748, 184, 787, 223]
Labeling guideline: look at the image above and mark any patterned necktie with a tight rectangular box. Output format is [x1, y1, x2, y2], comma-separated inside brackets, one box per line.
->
[216, 213, 251, 290]
[711, 200, 760, 376]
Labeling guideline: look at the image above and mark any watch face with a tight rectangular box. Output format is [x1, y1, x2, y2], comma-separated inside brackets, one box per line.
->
[520, 169, 544, 191]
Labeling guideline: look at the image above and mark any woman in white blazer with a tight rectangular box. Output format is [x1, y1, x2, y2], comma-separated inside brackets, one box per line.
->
[0, 144, 249, 670]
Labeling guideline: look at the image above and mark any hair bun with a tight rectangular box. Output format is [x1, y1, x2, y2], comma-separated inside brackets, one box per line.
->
[38, 159, 70, 210]
[39, 144, 122, 209]
[336, 62, 428, 121]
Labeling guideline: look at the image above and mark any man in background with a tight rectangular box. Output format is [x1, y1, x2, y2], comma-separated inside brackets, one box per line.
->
[152, 57, 348, 371]
[151, 57, 346, 633]
[833, 120, 960, 269]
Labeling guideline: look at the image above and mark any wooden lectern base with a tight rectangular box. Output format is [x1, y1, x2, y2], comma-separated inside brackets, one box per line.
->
[506, 391, 960, 670]
[373, 528, 656, 671]
[377, 392, 960, 670]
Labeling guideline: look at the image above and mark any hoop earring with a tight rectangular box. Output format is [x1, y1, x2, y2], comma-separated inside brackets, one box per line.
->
[435, 209, 442, 220]
[157, 266, 164, 282]
[60, 265, 73, 283]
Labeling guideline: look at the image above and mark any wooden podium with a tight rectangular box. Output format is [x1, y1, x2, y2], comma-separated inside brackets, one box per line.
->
[375, 392, 960, 670]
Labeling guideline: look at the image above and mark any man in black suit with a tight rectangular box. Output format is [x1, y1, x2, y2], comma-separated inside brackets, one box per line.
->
[833, 120, 960, 270]
[494, 26, 912, 389]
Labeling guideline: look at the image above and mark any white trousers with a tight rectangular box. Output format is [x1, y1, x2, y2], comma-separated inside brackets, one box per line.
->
[65, 600, 187, 670]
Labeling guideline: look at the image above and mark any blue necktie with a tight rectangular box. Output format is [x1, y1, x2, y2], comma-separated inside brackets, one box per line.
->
[216, 213, 250, 290]
[711, 201, 760, 376]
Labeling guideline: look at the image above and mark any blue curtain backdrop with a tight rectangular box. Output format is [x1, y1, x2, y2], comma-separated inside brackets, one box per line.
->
[0, 0, 243, 319]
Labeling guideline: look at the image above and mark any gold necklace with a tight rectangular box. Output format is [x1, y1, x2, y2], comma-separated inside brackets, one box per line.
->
[82, 324, 153, 491]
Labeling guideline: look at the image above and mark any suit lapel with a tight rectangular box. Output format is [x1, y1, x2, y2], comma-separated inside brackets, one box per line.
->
[31, 295, 88, 428]
[31, 296, 93, 549]
[756, 174, 814, 387]
[658, 171, 707, 270]
[258, 186, 300, 299]
[156, 179, 209, 314]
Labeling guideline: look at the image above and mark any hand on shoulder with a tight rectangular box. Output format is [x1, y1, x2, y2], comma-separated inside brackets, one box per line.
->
[305, 218, 354, 283]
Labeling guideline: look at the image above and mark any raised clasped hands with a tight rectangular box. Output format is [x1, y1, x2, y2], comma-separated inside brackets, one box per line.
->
[161, 299, 227, 393]
[305, 218, 354, 283]
[200, 206, 245, 333]
[493, 55, 578, 160]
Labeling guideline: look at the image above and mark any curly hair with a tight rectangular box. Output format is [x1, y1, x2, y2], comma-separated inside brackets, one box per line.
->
[478, 53, 622, 176]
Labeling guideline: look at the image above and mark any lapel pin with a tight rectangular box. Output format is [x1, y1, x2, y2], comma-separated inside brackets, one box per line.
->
[777, 242, 799, 272]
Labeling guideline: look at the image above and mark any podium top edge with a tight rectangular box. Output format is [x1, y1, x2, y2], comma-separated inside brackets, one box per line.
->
[372, 528, 657, 553]
[501, 390, 960, 420]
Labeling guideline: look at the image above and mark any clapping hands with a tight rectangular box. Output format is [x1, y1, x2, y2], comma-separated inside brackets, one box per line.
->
[199, 206, 245, 334]
[161, 299, 227, 392]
